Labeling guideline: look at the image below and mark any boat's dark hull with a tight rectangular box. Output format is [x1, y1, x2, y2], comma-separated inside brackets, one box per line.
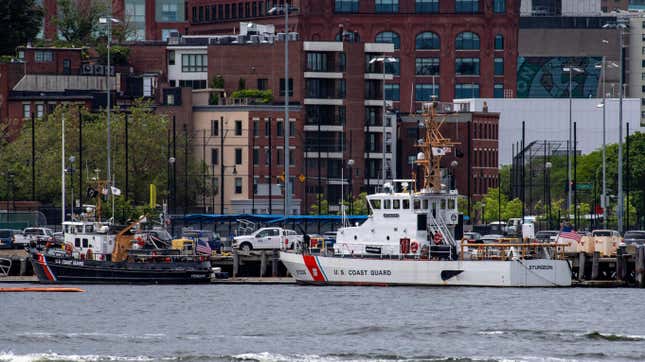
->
[31, 252, 212, 284]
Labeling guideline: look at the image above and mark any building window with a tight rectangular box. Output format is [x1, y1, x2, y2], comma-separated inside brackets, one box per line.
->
[289, 147, 295, 166]
[235, 120, 242, 136]
[456, 32, 480, 50]
[277, 120, 284, 137]
[375, 31, 401, 50]
[253, 119, 259, 137]
[125, 0, 146, 40]
[178, 79, 207, 89]
[385, 84, 400, 101]
[235, 148, 242, 164]
[257, 78, 268, 90]
[415, 84, 439, 101]
[494, 57, 504, 75]
[335, 0, 359, 13]
[455, 58, 480, 75]
[280, 78, 294, 96]
[277, 148, 284, 165]
[168, 50, 175, 65]
[375, 0, 398, 13]
[493, 0, 505, 13]
[253, 148, 259, 165]
[494, 83, 504, 98]
[211, 119, 219, 136]
[456, 0, 479, 13]
[416, 32, 440, 50]
[34, 50, 52, 63]
[265, 119, 270, 137]
[416, 0, 439, 13]
[253, 176, 258, 194]
[289, 120, 296, 138]
[415, 58, 440, 75]
[162, 29, 178, 41]
[235, 177, 242, 194]
[211, 148, 219, 165]
[22, 103, 31, 119]
[455, 83, 480, 98]
[494, 34, 504, 50]
[265, 147, 270, 165]
[156, 0, 185, 22]
[181, 54, 207, 72]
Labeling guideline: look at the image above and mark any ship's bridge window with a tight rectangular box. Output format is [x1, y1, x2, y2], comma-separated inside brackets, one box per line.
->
[372, 199, 381, 209]
[384, 199, 391, 209]
[440, 199, 446, 209]
[448, 199, 456, 209]
[82, 239, 89, 248]
[66, 225, 73, 233]
[422, 199, 429, 209]
[86, 225, 94, 233]
[75, 238, 81, 247]
[414, 199, 421, 209]
[403, 199, 410, 209]
[393, 199, 400, 209]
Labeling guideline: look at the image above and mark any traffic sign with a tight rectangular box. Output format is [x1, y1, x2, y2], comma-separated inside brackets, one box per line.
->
[576, 182, 592, 191]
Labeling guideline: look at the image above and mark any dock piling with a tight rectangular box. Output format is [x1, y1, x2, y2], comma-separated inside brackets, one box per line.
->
[591, 252, 600, 280]
[637, 246, 645, 288]
[271, 249, 279, 277]
[578, 252, 586, 280]
[232, 249, 239, 278]
[19, 258, 27, 276]
[260, 251, 268, 277]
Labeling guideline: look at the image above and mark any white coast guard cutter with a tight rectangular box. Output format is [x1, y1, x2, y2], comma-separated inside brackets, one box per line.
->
[280, 102, 571, 287]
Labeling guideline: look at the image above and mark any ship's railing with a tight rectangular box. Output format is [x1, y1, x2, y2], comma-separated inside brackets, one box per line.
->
[460, 242, 568, 261]
[428, 213, 456, 249]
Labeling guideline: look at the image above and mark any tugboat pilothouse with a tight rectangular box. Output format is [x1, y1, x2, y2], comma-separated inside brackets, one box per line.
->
[280, 102, 572, 287]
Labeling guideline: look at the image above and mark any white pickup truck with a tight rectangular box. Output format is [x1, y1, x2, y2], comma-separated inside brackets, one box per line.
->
[13, 227, 56, 248]
[232, 227, 303, 252]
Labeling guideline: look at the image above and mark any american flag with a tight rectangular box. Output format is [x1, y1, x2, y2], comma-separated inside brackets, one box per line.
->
[559, 231, 582, 242]
[196, 239, 212, 255]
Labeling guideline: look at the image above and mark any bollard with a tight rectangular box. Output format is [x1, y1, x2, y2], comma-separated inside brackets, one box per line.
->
[591, 251, 600, 280]
[232, 249, 239, 278]
[578, 252, 586, 281]
[260, 251, 268, 277]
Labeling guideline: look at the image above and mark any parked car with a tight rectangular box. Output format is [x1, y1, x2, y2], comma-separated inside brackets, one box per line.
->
[232, 227, 303, 251]
[0, 229, 16, 249]
[462, 232, 483, 243]
[535, 230, 559, 242]
[181, 229, 222, 252]
[13, 227, 56, 248]
[481, 234, 505, 244]
[623, 230, 645, 246]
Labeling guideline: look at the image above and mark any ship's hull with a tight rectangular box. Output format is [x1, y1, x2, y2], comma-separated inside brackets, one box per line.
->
[31, 252, 212, 284]
[280, 252, 572, 287]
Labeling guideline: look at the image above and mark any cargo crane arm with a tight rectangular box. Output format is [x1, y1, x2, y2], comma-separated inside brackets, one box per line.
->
[111, 215, 148, 263]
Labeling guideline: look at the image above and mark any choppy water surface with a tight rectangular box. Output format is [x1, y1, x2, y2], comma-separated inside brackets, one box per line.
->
[1, 285, 644, 361]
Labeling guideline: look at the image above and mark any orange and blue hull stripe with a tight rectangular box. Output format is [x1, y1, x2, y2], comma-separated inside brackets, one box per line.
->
[302, 255, 327, 282]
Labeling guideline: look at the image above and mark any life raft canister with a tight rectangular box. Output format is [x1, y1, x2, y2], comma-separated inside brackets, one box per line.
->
[410, 240, 419, 253]
[86, 248, 93, 260]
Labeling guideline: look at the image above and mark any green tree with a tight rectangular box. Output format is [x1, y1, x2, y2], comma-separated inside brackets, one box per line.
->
[350, 192, 369, 215]
[54, 0, 107, 45]
[0, 0, 43, 55]
[309, 194, 329, 215]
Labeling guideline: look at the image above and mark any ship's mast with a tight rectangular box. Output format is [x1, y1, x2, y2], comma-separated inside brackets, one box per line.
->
[415, 102, 458, 192]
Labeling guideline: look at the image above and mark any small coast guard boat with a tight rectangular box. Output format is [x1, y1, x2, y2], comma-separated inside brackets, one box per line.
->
[31, 212, 212, 284]
[280, 102, 572, 287]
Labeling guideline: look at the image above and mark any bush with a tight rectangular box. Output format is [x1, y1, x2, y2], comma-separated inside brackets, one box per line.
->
[230, 89, 273, 104]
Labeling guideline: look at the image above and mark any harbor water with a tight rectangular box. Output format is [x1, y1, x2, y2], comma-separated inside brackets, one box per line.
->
[1, 284, 645, 361]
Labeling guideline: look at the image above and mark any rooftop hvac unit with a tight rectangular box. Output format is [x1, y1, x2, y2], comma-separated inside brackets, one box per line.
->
[210, 37, 221, 45]
[288, 32, 299, 41]
[249, 35, 260, 44]
[93, 64, 105, 76]
[81, 64, 94, 75]
[276, 32, 286, 41]
[219, 36, 232, 45]
[237, 34, 246, 43]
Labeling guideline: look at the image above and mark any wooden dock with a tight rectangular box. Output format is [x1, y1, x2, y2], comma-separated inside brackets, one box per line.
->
[567, 244, 645, 288]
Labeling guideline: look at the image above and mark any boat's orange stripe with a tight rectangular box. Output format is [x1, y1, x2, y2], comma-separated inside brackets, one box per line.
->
[302, 255, 326, 282]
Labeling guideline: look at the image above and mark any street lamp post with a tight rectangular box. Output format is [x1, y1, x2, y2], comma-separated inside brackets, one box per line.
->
[99, 14, 121, 184]
[603, 18, 628, 233]
[347, 159, 354, 215]
[269, 4, 298, 217]
[562, 65, 583, 214]
[67, 156, 75, 218]
[368, 56, 398, 188]
[546, 161, 552, 228]
[595, 56, 617, 228]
